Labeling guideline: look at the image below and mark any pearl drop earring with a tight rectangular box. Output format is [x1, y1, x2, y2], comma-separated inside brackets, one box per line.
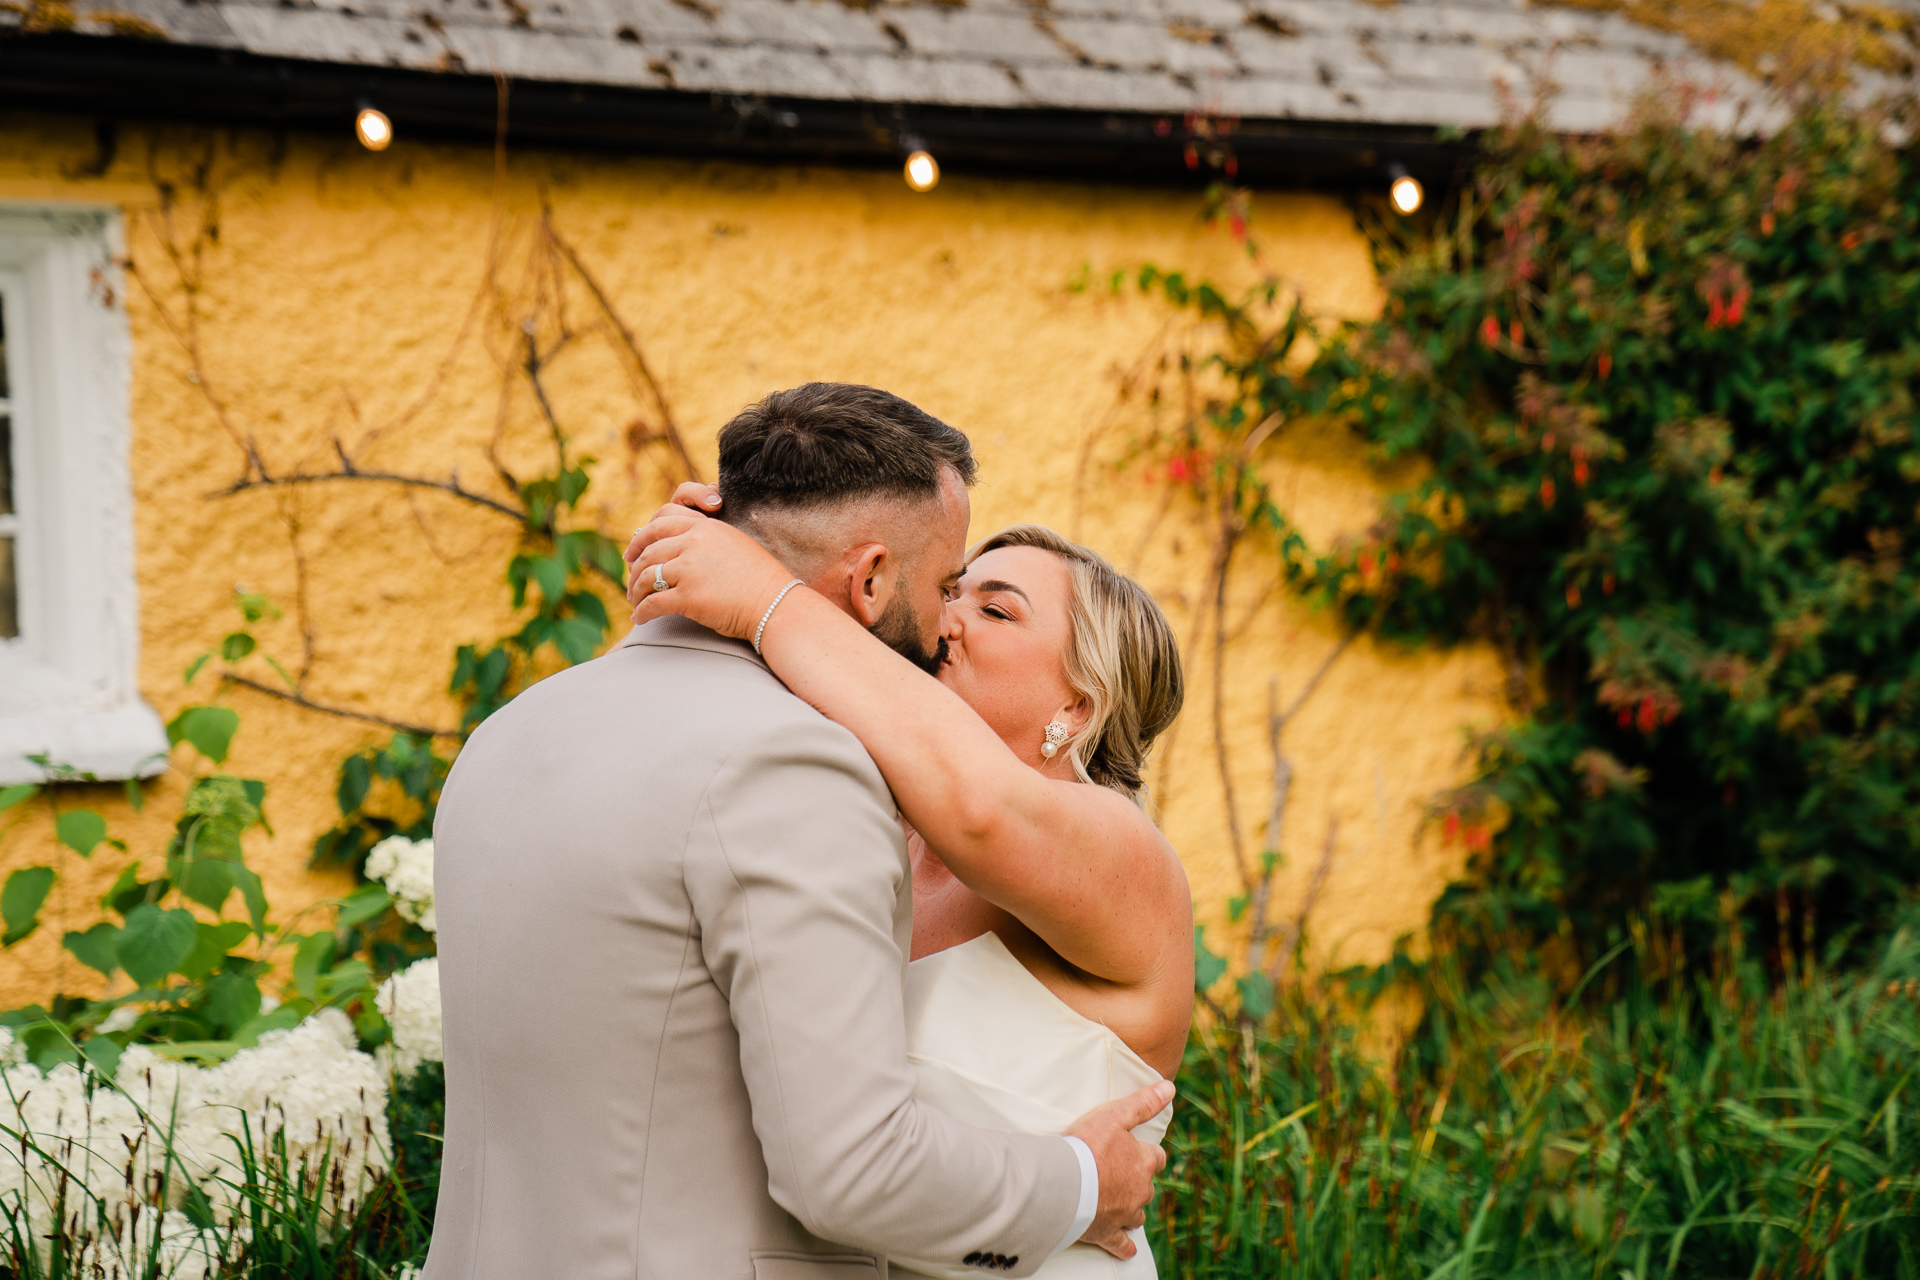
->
[1040, 721, 1070, 759]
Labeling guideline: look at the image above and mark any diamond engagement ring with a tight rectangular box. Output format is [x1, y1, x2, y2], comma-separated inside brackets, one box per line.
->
[653, 565, 669, 593]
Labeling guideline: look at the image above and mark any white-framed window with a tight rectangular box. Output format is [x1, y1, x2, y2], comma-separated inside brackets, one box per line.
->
[0, 205, 167, 785]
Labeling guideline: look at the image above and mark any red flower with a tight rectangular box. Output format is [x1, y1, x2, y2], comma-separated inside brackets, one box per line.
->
[1154, 118, 1172, 136]
[1167, 456, 1191, 482]
[1573, 459, 1590, 486]
[1566, 583, 1581, 609]
[1540, 478, 1557, 509]
[1597, 350, 1612, 380]
[1509, 319, 1524, 347]
[1481, 315, 1500, 347]
[1842, 230, 1862, 251]
[1358, 550, 1376, 581]
[1603, 572, 1616, 596]
[1635, 697, 1658, 735]
[1761, 212, 1775, 236]
[1184, 144, 1199, 170]
[1444, 813, 1461, 842]
[1225, 157, 1238, 178]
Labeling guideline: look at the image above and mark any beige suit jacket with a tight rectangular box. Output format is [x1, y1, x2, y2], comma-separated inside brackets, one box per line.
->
[421, 617, 1080, 1280]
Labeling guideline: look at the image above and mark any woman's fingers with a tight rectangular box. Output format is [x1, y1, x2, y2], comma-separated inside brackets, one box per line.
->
[624, 511, 705, 570]
[671, 481, 722, 512]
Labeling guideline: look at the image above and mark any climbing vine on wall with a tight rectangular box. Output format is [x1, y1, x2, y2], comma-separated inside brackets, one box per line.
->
[1127, 82, 1920, 982]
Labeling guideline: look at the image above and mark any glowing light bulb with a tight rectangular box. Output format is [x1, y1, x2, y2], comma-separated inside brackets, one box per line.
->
[904, 150, 940, 192]
[356, 107, 394, 151]
[1389, 172, 1424, 215]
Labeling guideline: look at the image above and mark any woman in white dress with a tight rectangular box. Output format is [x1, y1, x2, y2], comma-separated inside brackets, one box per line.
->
[626, 492, 1193, 1277]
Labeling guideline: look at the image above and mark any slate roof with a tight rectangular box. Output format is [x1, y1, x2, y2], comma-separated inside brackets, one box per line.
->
[49, 0, 1898, 134]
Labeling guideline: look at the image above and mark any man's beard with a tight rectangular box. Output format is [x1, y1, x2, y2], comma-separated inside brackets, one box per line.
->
[873, 592, 948, 675]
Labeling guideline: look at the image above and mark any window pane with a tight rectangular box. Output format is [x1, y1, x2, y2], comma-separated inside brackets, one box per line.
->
[0, 535, 15, 639]
[0, 414, 11, 515]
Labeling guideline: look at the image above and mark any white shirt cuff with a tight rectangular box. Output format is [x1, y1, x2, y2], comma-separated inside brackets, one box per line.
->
[1053, 1136, 1099, 1255]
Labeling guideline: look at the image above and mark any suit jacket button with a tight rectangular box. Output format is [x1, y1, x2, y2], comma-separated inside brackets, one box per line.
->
[1004, 1258, 1018, 1271]
[963, 1253, 980, 1266]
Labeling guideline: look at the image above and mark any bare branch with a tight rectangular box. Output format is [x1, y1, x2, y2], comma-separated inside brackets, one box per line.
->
[1277, 626, 1362, 729]
[546, 221, 703, 484]
[210, 468, 526, 522]
[222, 674, 461, 740]
[1271, 815, 1339, 985]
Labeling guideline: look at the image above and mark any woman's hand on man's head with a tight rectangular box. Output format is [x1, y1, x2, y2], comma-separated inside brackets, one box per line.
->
[624, 484, 799, 641]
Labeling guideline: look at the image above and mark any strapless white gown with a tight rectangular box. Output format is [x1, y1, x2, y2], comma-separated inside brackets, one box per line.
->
[891, 931, 1172, 1279]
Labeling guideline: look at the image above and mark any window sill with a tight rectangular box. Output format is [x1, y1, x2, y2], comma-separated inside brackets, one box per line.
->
[0, 700, 170, 785]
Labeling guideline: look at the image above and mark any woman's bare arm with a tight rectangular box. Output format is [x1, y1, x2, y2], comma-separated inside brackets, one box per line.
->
[627, 507, 1189, 986]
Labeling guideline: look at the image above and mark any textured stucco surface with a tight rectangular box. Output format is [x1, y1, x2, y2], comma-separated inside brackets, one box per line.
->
[0, 112, 1502, 1010]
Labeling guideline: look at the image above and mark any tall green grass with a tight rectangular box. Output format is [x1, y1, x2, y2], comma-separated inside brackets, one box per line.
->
[1153, 925, 1920, 1279]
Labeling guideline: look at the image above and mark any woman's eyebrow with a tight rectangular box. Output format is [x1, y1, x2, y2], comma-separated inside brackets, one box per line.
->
[972, 578, 1032, 606]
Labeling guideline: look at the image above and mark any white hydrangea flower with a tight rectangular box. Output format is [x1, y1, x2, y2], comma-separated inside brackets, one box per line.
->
[0, 1018, 391, 1270]
[366, 836, 436, 935]
[374, 958, 443, 1078]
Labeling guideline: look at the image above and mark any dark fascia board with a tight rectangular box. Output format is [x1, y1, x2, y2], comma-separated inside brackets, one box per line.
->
[0, 33, 1475, 190]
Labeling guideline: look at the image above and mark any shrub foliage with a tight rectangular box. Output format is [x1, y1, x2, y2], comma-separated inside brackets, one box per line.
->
[1136, 87, 1920, 967]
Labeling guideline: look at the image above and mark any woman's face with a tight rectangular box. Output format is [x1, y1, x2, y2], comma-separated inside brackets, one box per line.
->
[937, 545, 1086, 772]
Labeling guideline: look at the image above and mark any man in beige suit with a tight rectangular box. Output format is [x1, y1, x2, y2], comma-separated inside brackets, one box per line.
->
[424, 383, 1169, 1280]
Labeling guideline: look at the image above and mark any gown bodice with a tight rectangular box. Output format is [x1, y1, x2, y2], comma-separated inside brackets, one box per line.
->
[890, 931, 1171, 1279]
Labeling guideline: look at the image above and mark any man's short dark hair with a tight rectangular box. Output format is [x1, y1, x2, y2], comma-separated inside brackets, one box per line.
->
[716, 383, 977, 518]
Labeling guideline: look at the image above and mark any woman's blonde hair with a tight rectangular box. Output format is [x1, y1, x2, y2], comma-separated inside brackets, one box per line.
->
[966, 526, 1185, 800]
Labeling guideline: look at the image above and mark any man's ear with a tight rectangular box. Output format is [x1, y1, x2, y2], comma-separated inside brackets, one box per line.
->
[842, 542, 892, 629]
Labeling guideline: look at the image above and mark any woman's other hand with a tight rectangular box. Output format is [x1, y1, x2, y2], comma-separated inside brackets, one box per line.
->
[625, 489, 798, 641]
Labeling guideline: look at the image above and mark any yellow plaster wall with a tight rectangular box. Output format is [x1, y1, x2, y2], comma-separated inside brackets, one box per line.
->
[0, 110, 1503, 1009]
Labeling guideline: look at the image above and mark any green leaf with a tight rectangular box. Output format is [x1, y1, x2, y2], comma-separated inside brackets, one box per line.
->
[55, 810, 107, 857]
[529, 554, 568, 604]
[220, 632, 256, 662]
[203, 972, 262, 1037]
[183, 652, 212, 685]
[338, 754, 371, 815]
[318, 958, 372, 1004]
[264, 655, 297, 691]
[170, 848, 236, 914]
[117, 905, 199, 986]
[123, 777, 145, 813]
[551, 616, 603, 665]
[232, 1003, 304, 1047]
[1, 867, 56, 946]
[64, 923, 122, 977]
[336, 884, 393, 929]
[0, 783, 38, 813]
[1227, 894, 1249, 924]
[1194, 926, 1228, 993]
[1236, 972, 1275, 1021]
[292, 931, 336, 1002]
[82, 1034, 123, 1078]
[167, 706, 240, 765]
[232, 863, 269, 937]
[177, 920, 251, 981]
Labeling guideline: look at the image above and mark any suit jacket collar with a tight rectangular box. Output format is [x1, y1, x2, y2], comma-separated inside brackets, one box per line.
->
[617, 615, 768, 670]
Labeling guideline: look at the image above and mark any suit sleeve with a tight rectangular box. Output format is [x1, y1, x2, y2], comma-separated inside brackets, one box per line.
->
[683, 711, 1081, 1275]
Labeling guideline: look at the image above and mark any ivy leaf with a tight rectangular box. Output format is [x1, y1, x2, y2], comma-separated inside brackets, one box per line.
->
[292, 931, 337, 1003]
[169, 849, 236, 914]
[176, 920, 251, 981]
[168, 706, 240, 765]
[64, 923, 122, 977]
[551, 616, 603, 665]
[1194, 926, 1228, 993]
[529, 555, 568, 604]
[0, 783, 38, 813]
[183, 652, 212, 686]
[1, 867, 56, 946]
[337, 754, 371, 815]
[220, 632, 256, 662]
[55, 810, 107, 857]
[232, 863, 269, 938]
[1236, 972, 1275, 1021]
[203, 972, 262, 1037]
[81, 1035, 122, 1079]
[117, 904, 199, 986]
[336, 883, 393, 929]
